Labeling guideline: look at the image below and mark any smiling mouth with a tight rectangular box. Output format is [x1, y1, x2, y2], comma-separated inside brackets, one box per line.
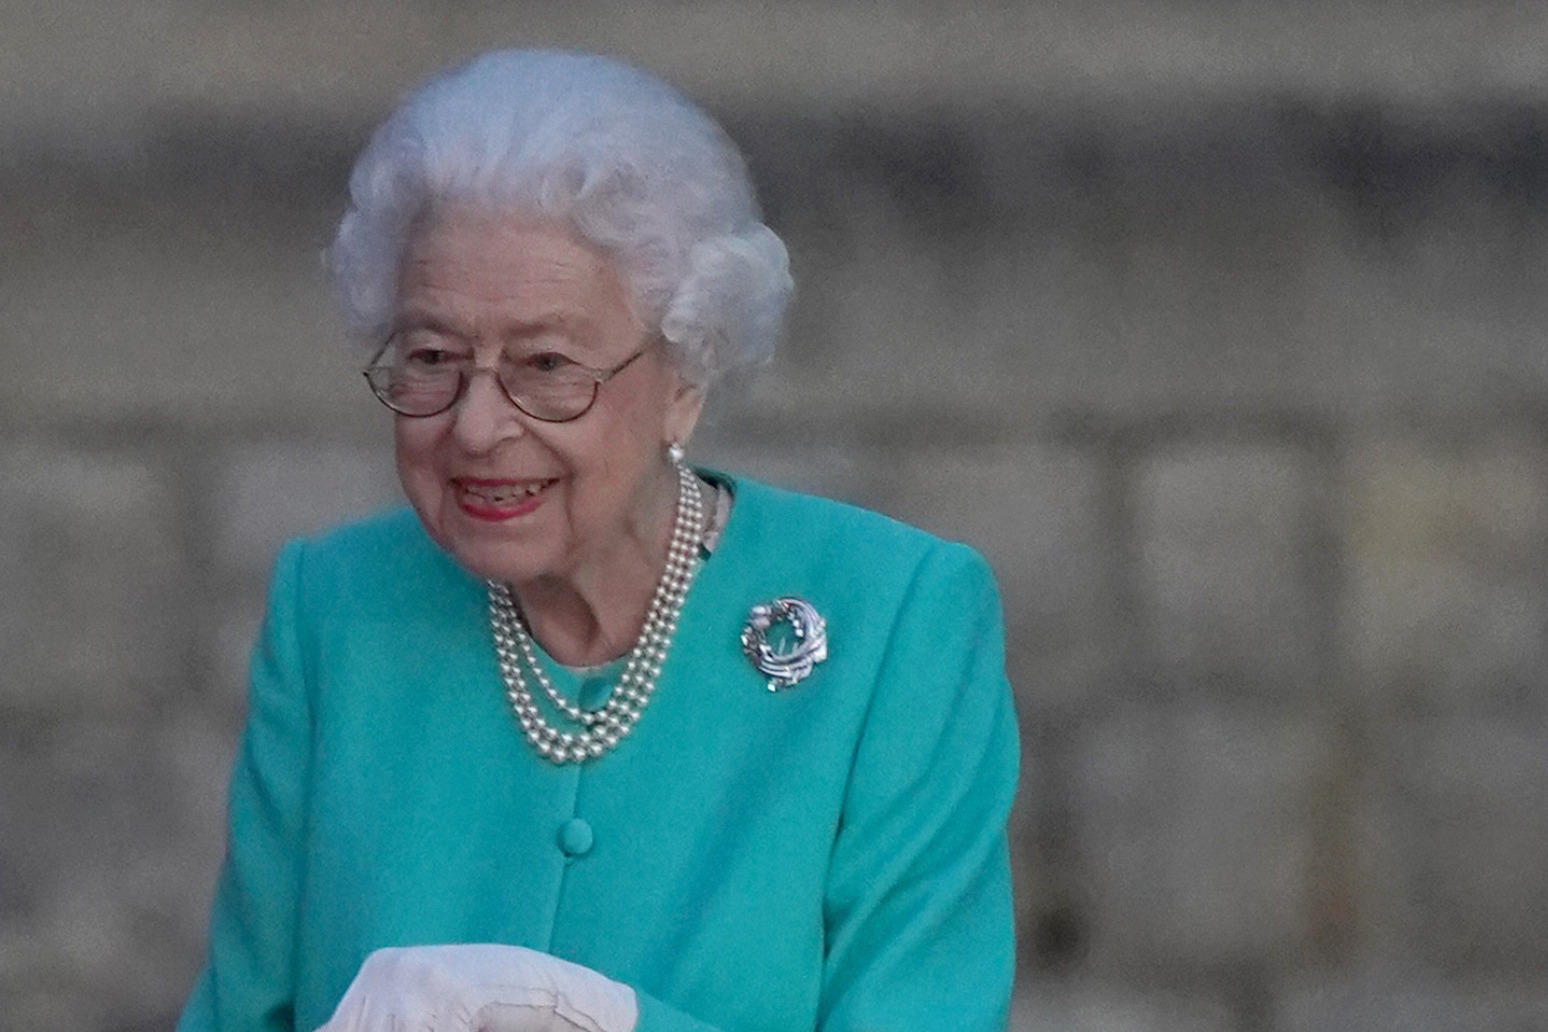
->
[455, 478, 557, 512]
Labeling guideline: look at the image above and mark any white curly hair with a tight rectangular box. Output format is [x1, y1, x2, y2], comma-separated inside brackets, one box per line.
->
[328, 49, 792, 385]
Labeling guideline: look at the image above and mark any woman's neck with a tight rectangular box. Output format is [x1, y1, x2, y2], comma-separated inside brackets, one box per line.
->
[511, 470, 695, 667]
[515, 560, 659, 668]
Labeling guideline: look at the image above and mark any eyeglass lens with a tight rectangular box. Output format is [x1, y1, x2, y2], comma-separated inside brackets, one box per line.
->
[367, 358, 602, 421]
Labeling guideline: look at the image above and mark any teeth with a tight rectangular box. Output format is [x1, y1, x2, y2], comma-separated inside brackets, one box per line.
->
[462, 480, 551, 505]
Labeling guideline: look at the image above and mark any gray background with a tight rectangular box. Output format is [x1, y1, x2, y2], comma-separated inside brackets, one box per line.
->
[5, 2, 1548, 1030]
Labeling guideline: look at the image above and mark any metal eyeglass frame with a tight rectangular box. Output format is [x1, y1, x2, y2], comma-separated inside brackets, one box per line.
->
[363, 337, 654, 423]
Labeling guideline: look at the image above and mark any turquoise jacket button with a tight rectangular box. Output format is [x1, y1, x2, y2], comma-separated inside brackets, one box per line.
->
[558, 818, 594, 857]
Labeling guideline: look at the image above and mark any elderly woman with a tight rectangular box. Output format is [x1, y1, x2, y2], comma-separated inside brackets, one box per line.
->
[179, 50, 1018, 1032]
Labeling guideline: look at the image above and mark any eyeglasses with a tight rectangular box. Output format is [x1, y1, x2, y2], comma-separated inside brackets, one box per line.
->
[364, 334, 654, 422]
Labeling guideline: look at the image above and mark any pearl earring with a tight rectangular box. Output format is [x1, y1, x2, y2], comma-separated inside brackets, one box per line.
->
[668, 441, 686, 467]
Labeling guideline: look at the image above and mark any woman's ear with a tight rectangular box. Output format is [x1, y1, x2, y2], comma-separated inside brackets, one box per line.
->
[663, 378, 706, 450]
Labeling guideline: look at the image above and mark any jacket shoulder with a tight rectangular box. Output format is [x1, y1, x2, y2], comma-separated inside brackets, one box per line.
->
[727, 475, 978, 573]
[300, 506, 430, 557]
[282, 507, 474, 614]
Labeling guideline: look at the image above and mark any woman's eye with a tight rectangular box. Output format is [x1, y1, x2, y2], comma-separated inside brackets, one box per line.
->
[526, 352, 573, 374]
[405, 347, 456, 367]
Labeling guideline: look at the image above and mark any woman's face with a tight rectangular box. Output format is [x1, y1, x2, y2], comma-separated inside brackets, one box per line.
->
[391, 208, 704, 588]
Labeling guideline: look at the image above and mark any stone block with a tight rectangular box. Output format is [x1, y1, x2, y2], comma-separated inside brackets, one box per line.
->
[1007, 784, 1049, 958]
[0, 442, 187, 709]
[787, 184, 963, 409]
[211, 438, 400, 580]
[1010, 978, 1237, 1032]
[1277, 977, 1548, 1032]
[0, 707, 233, 1031]
[1371, 719, 1548, 971]
[1133, 441, 1322, 697]
[1, 194, 357, 426]
[866, 443, 1113, 945]
[1073, 707, 1329, 973]
[208, 599, 266, 707]
[1341, 434, 1548, 713]
[882, 443, 1114, 714]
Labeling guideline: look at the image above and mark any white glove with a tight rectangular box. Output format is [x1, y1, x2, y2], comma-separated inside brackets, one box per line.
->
[314, 943, 640, 1032]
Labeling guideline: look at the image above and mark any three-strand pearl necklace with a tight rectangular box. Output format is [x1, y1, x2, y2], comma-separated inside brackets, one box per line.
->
[487, 464, 706, 764]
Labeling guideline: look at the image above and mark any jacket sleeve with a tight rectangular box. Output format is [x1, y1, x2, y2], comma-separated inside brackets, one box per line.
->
[635, 541, 1020, 1032]
[818, 541, 1019, 1031]
[179, 540, 314, 1032]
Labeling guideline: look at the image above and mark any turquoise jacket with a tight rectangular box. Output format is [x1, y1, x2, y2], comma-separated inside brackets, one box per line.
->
[179, 475, 1019, 1032]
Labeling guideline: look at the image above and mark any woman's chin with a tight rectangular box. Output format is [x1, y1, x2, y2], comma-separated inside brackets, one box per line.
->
[424, 510, 560, 586]
[452, 544, 554, 587]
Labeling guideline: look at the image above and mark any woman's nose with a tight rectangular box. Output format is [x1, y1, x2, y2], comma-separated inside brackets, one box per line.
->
[451, 367, 524, 452]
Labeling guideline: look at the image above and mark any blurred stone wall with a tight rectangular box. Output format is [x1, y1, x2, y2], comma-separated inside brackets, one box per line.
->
[5, 3, 1548, 1031]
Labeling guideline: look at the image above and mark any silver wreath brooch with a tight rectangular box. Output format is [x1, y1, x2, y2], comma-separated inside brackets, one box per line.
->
[741, 597, 829, 691]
